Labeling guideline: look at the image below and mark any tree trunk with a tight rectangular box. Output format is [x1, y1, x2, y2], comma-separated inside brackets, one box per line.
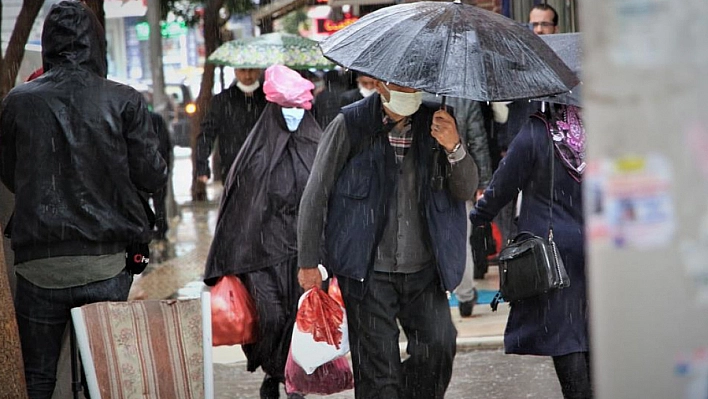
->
[82, 0, 106, 30]
[190, 0, 224, 201]
[0, 0, 45, 98]
[0, 227, 28, 399]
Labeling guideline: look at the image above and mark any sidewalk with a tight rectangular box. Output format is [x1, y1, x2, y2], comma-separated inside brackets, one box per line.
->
[129, 150, 508, 364]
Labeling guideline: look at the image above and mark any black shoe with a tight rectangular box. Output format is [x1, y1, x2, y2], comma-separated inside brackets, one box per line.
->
[459, 288, 478, 318]
[287, 394, 305, 399]
[260, 375, 280, 399]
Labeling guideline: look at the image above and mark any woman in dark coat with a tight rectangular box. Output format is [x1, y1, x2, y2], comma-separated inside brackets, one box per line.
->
[203, 65, 321, 399]
[469, 105, 590, 399]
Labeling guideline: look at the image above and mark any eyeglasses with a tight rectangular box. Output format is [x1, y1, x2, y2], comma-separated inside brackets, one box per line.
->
[528, 22, 555, 29]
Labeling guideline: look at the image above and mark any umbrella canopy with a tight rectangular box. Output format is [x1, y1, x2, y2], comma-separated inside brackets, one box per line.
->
[209, 32, 333, 70]
[537, 33, 582, 106]
[319, 1, 579, 101]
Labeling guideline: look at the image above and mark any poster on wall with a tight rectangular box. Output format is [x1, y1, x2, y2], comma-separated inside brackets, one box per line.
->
[586, 154, 675, 249]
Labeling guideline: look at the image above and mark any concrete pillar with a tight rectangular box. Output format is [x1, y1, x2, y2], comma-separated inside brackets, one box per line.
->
[583, 1, 708, 397]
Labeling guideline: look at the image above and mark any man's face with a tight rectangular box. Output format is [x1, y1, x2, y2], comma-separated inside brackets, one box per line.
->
[529, 9, 558, 35]
[235, 68, 262, 86]
[357, 76, 376, 91]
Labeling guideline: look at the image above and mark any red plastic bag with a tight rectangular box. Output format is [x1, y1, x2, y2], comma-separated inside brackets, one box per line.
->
[296, 287, 344, 348]
[328, 277, 344, 308]
[285, 348, 354, 395]
[211, 275, 258, 346]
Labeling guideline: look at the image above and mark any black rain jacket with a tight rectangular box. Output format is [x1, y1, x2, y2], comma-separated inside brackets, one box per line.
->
[0, 1, 167, 263]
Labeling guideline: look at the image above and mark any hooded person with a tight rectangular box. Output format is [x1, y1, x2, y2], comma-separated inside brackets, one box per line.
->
[0, 2, 167, 398]
[203, 65, 321, 399]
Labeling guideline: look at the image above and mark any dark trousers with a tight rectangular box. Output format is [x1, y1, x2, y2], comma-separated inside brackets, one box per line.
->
[240, 258, 302, 382]
[552, 351, 593, 399]
[15, 269, 132, 399]
[339, 267, 457, 399]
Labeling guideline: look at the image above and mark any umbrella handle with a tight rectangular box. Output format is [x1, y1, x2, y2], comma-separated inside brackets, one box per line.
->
[430, 95, 447, 191]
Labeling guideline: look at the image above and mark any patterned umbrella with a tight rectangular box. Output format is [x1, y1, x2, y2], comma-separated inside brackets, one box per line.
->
[208, 32, 333, 70]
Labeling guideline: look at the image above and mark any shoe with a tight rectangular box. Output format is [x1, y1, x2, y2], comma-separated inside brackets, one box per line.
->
[260, 375, 280, 399]
[459, 288, 478, 318]
[287, 394, 306, 399]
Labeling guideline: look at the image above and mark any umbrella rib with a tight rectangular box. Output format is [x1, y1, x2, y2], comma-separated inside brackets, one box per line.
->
[436, 5, 458, 95]
[391, 7, 446, 89]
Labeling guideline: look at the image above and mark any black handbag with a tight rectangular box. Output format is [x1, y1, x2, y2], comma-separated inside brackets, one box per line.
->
[490, 116, 570, 311]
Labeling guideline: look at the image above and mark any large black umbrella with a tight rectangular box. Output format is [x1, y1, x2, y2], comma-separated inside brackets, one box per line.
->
[319, 0, 579, 101]
[537, 33, 582, 106]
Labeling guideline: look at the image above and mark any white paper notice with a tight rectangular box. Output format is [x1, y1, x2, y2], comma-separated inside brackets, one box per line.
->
[586, 154, 675, 249]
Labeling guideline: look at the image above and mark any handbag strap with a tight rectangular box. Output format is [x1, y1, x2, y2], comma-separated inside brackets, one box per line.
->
[530, 112, 556, 240]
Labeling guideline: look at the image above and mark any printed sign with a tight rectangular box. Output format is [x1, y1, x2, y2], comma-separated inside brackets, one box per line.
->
[586, 154, 675, 248]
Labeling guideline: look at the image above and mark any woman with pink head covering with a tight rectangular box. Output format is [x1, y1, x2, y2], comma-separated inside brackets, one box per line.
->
[203, 65, 321, 399]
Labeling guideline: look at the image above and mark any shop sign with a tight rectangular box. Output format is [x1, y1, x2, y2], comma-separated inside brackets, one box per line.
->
[316, 17, 359, 35]
[135, 21, 188, 41]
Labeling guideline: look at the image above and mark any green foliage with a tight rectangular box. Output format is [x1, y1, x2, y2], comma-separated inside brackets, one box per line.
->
[281, 8, 310, 35]
[159, 0, 255, 26]
[159, 0, 201, 25]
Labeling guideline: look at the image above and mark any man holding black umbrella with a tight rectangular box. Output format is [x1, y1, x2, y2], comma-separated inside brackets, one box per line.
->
[297, 80, 477, 399]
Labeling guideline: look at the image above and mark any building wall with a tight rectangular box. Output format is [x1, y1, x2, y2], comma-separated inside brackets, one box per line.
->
[475, 0, 503, 13]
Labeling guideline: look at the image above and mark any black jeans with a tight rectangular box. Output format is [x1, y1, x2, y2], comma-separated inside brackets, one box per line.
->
[339, 267, 457, 399]
[552, 351, 593, 399]
[15, 269, 132, 399]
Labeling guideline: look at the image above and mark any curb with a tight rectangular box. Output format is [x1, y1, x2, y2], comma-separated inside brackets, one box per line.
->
[456, 335, 505, 351]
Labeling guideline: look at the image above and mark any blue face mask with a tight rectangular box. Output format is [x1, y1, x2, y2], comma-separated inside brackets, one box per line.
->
[282, 107, 305, 132]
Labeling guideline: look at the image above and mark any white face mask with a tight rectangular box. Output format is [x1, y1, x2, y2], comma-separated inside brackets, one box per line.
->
[380, 84, 423, 116]
[359, 84, 376, 98]
[236, 80, 260, 94]
[282, 107, 305, 132]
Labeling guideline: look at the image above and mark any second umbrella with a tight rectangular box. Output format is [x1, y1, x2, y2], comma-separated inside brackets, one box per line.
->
[209, 32, 333, 70]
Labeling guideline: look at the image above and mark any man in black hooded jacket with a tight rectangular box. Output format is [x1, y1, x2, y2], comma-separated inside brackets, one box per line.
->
[0, 3, 167, 398]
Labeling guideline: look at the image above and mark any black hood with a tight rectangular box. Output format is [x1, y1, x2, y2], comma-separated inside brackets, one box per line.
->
[41, 1, 107, 77]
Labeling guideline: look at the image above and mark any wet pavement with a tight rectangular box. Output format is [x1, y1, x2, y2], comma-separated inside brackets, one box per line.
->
[214, 349, 562, 399]
[130, 149, 563, 398]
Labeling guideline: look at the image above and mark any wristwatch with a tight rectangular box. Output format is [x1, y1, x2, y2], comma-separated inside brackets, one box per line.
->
[445, 141, 466, 164]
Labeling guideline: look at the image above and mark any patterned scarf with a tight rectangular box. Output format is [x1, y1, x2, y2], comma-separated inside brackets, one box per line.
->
[552, 105, 586, 182]
[383, 114, 413, 164]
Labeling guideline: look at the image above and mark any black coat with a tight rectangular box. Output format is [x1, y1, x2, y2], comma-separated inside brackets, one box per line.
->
[196, 85, 267, 180]
[203, 103, 322, 284]
[0, 2, 167, 263]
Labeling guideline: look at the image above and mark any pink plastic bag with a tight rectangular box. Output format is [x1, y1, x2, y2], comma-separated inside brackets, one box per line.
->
[285, 348, 354, 395]
[263, 65, 314, 110]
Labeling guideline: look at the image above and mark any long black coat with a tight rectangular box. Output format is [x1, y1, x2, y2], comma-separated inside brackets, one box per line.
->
[203, 103, 322, 285]
[470, 116, 587, 357]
